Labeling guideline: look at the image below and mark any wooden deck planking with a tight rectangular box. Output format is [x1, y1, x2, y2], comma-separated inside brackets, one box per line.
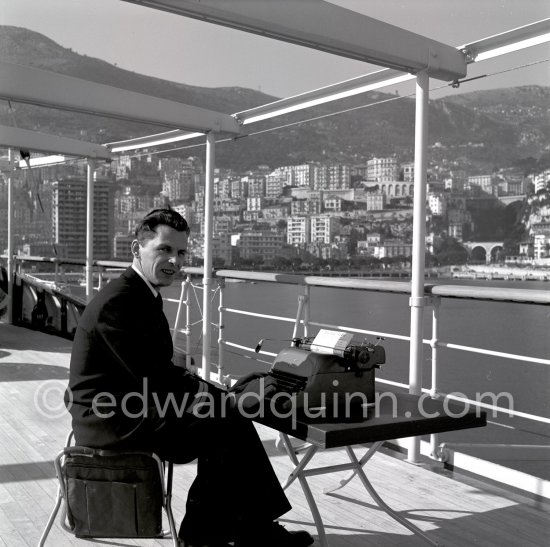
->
[0, 323, 548, 547]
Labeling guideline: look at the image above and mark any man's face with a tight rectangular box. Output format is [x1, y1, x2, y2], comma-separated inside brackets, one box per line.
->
[135, 225, 188, 288]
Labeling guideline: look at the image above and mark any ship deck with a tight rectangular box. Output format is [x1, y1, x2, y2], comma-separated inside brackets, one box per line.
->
[0, 323, 548, 547]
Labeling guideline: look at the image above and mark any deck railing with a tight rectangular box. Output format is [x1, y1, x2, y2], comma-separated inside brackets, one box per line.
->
[171, 267, 550, 499]
[3, 256, 550, 499]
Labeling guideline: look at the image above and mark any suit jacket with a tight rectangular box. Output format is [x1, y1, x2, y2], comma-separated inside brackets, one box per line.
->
[66, 266, 200, 448]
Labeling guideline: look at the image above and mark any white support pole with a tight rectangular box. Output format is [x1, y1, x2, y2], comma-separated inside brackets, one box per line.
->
[7, 148, 14, 324]
[86, 160, 95, 302]
[202, 132, 215, 380]
[408, 71, 429, 463]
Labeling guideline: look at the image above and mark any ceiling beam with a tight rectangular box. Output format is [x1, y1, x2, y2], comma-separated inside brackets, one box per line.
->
[0, 61, 241, 135]
[460, 18, 550, 62]
[122, 0, 466, 81]
[0, 125, 112, 161]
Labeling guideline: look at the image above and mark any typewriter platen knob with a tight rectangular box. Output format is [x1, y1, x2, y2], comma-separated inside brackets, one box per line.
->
[356, 348, 372, 368]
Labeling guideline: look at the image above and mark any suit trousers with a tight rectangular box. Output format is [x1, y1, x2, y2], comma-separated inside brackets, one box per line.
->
[149, 399, 291, 543]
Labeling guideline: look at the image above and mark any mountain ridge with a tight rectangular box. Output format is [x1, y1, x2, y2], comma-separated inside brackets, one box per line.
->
[1, 26, 549, 172]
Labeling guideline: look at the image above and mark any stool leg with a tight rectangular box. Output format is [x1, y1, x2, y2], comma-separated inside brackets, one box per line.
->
[38, 486, 63, 547]
[163, 462, 179, 547]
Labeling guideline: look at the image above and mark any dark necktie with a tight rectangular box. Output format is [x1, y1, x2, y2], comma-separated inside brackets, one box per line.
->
[156, 293, 163, 310]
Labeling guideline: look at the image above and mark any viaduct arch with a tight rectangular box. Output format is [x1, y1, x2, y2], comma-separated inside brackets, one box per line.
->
[463, 241, 504, 264]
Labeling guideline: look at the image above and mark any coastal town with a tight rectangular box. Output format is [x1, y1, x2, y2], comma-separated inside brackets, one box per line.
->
[2, 152, 550, 275]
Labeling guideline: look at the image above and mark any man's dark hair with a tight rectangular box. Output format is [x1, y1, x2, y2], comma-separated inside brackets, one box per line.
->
[134, 208, 190, 243]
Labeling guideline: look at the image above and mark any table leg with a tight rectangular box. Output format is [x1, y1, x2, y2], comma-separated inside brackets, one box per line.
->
[323, 441, 382, 495]
[345, 446, 441, 547]
[280, 434, 329, 547]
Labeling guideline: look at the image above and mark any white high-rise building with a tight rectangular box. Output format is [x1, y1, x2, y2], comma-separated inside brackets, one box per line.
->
[287, 217, 309, 245]
[367, 156, 399, 182]
[310, 215, 337, 244]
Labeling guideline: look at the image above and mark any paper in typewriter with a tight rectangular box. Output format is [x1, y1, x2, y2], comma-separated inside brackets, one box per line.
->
[310, 329, 353, 357]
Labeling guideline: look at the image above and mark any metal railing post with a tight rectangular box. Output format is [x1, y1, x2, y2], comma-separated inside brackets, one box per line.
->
[430, 296, 442, 459]
[86, 159, 95, 302]
[171, 277, 194, 373]
[217, 276, 226, 382]
[172, 280, 188, 344]
[292, 294, 307, 340]
[7, 148, 14, 324]
[408, 70, 429, 463]
[97, 267, 104, 291]
[303, 285, 310, 338]
[185, 275, 192, 370]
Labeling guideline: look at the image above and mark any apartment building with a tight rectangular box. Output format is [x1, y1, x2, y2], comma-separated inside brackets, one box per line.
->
[270, 164, 314, 188]
[171, 203, 194, 226]
[113, 233, 133, 260]
[310, 215, 337, 245]
[467, 174, 495, 194]
[231, 178, 248, 200]
[247, 197, 264, 211]
[323, 197, 342, 212]
[262, 204, 291, 220]
[428, 193, 447, 216]
[402, 162, 414, 182]
[112, 155, 131, 180]
[287, 216, 310, 245]
[236, 230, 285, 261]
[367, 156, 399, 182]
[214, 178, 231, 198]
[212, 231, 233, 266]
[52, 177, 114, 259]
[265, 174, 285, 198]
[313, 164, 351, 190]
[291, 199, 322, 216]
[365, 192, 385, 211]
[533, 170, 550, 193]
[375, 239, 412, 259]
[163, 167, 195, 202]
[244, 176, 266, 198]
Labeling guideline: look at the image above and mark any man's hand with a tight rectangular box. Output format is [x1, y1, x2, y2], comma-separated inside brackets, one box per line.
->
[231, 374, 277, 414]
[230, 371, 269, 394]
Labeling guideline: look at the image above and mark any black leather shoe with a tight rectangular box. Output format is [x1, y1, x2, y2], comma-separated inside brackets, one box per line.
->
[236, 521, 314, 547]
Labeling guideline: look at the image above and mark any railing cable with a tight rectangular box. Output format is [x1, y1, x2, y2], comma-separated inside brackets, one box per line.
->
[123, 57, 550, 159]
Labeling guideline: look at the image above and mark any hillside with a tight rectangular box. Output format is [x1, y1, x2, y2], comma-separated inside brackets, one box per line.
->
[1, 26, 548, 171]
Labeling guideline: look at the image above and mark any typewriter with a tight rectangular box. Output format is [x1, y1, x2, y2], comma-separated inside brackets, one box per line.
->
[259, 330, 386, 411]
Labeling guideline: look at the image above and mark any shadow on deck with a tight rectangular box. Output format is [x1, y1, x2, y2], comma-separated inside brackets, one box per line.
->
[0, 323, 548, 547]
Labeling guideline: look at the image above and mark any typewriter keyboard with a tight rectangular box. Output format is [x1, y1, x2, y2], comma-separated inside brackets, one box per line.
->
[268, 369, 308, 394]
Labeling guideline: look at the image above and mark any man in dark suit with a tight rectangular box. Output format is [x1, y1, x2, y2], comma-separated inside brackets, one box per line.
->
[66, 208, 313, 547]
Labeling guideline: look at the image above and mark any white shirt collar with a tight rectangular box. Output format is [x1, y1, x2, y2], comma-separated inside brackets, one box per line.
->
[131, 264, 159, 298]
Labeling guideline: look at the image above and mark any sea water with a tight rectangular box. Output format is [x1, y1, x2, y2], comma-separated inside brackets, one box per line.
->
[162, 278, 550, 479]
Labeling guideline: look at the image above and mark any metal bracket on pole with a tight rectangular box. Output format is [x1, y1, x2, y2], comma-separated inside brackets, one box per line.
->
[409, 295, 436, 307]
[434, 443, 451, 463]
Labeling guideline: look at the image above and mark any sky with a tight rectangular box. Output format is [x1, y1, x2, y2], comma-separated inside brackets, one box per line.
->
[1, 0, 549, 100]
